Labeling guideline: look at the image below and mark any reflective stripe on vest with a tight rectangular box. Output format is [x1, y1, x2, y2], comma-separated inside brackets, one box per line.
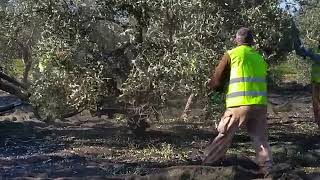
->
[229, 77, 266, 84]
[226, 45, 267, 108]
[226, 91, 267, 98]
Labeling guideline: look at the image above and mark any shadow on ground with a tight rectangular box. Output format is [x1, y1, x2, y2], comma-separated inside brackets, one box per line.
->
[0, 84, 320, 179]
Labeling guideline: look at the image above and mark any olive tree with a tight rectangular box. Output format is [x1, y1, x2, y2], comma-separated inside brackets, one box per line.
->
[0, 0, 295, 131]
[297, 0, 320, 47]
[118, 0, 293, 120]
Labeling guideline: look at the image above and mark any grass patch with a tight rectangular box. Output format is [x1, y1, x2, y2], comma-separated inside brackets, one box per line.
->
[126, 143, 188, 163]
[303, 167, 320, 174]
[271, 60, 299, 83]
[5, 58, 25, 78]
[270, 53, 312, 85]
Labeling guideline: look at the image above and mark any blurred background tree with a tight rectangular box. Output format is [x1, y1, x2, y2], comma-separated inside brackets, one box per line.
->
[297, 0, 320, 47]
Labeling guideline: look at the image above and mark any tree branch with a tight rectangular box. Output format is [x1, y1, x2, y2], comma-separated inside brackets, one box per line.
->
[0, 71, 28, 90]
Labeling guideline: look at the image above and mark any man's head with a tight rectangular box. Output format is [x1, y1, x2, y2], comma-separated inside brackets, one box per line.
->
[234, 27, 254, 46]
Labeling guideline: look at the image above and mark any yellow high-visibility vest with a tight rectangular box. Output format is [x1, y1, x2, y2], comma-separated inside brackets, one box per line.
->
[311, 48, 320, 83]
[226, 45, 268, 108]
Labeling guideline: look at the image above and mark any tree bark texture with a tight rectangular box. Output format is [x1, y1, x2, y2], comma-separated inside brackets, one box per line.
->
[181, 93, 196, 120]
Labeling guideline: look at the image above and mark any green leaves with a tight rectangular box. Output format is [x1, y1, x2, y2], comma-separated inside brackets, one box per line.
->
[0, 0, 296, 119]
[297, 1, 320, 47]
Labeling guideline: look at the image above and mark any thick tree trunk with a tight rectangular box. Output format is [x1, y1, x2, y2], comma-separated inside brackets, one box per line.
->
[21, 45, 32, 85]
[0, 79, 29, 101]
[23, 60, 32, 85]
[181, 93, 196, 120]
[0, 68, 29, 101]
[0, 71, 27, 90]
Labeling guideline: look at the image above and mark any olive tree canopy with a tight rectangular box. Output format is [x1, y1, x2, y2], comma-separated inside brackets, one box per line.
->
[0, 0, 295, 119]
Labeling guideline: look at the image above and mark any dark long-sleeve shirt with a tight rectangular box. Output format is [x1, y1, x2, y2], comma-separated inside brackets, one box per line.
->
[294, 38, 320, 62]
[207, 53, 231, 92]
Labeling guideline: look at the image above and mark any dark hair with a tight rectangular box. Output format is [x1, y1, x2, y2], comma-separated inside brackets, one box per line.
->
[235, 27, 254, 45]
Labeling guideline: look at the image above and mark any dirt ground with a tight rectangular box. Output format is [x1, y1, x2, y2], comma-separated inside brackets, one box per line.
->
[0, 83, 319, 180]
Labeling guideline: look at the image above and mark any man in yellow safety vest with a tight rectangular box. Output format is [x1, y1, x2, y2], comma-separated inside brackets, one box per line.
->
[295, 37, 320, 128]
[204, 27, 273, 176]
[310, 42, 320, 127]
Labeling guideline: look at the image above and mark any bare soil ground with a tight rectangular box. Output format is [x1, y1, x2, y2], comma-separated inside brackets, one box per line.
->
[0, 83, 319, 180]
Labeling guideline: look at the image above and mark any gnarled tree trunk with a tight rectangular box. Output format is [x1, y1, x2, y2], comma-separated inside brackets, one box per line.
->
[19, 43, 32, 85]
[0, 71, 29, 101]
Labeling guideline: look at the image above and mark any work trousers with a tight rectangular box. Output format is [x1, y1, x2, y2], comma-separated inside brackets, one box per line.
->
[312, 83, 320, 127]
[202, 105, 273, 170]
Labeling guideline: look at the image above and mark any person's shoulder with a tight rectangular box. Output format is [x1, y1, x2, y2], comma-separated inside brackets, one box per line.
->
[227, 46, 239, 55]
[248, 46, 262, 55]
[221, 53, 231, 63]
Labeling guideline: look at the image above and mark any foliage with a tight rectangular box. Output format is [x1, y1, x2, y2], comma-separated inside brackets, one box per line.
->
[119, 0, 293, 117]
[269, 53, 311, 86]
[0, 0, 40, 82]
[0, 0, 295, 120]
[5, 59, 25, 77]
[297, 0, 320, 47]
